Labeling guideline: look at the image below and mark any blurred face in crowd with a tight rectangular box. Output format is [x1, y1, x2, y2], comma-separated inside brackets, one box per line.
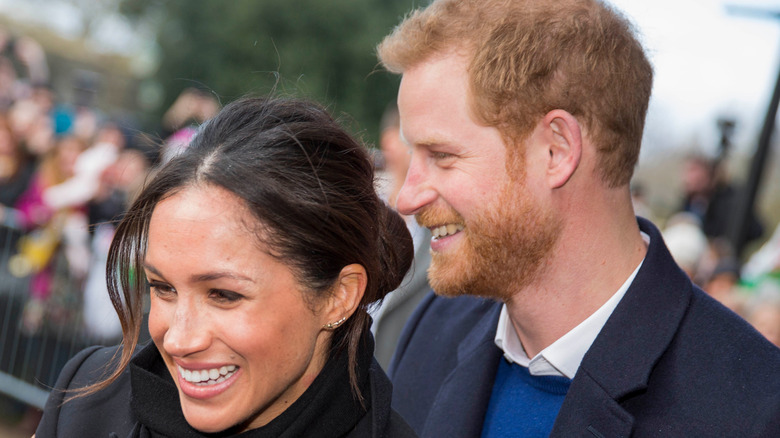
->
[145, 184, 332, 433]
[0, 122, 16, 178]
[26, 114, 54, 156]
[682, 158, 711, 197]
[750, 305, 780, 347]
[380, 122, 410, 208]
[56, 136, 83, 179]
[395, 52, 561, 300]
[381, 124, 410, 178]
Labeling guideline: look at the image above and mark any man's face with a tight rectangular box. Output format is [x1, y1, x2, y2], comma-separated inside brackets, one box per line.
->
[396, 51, 561, 300]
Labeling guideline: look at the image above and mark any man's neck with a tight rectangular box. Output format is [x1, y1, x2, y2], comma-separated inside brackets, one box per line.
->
[504, 202, 647, 358]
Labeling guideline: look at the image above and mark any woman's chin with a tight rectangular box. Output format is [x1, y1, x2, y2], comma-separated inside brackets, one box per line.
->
[185, 417, 236, 435]
[180, 401, 242, 434]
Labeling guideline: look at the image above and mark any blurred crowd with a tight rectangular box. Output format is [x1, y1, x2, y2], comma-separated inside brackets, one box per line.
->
[654, 155, 780, 347]
[0, 29, 219, 352]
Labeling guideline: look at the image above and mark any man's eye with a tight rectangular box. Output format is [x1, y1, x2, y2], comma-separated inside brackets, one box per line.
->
[432, 151, 453, 160]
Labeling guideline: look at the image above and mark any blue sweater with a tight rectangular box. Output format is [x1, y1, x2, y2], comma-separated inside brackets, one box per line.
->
[481, 358, 572, 437]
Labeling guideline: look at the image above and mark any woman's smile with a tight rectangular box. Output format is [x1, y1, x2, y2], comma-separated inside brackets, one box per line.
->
[178, 364, 238, 385]
[176, 363, 242, 400]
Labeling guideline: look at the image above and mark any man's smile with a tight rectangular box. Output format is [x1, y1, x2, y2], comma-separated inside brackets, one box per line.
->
[430, 224, 464, 240]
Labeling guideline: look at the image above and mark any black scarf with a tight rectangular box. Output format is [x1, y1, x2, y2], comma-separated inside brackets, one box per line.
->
[129, 336, 372, 438]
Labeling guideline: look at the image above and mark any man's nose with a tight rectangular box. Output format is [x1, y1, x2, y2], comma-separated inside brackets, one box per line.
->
[396, 155, 437, 216]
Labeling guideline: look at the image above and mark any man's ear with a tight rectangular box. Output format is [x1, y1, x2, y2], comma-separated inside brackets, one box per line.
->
[543, 109, 582, 189]
[322, 264, 367, 329]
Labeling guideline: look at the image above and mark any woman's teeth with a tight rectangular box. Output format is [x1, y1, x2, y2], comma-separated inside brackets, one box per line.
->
[431, 224, 464, 240]
[179, 365, 237, 385]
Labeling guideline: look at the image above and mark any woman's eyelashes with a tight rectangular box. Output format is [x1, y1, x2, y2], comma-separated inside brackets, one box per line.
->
[147, 279, 243, 305]
[148, 280, 176, 298]
[208, 289, 243, 304]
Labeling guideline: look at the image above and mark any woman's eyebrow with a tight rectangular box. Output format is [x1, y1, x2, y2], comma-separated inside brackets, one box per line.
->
[190, 271, 255, 283]
[143, 262, 163, 278]
[144, 262, 255, 284]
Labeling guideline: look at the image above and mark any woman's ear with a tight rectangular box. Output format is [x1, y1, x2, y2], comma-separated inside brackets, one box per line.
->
[322, 264, 367, 329]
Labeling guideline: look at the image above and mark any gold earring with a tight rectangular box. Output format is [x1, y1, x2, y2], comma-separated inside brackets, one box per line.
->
[323, 316, 347, 329]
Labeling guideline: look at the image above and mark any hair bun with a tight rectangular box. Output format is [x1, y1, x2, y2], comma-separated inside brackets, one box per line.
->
[375, 203, 414, 298]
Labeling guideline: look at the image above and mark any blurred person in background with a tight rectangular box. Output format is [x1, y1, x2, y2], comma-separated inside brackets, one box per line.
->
[679, 154, 763, 246]
[0, 113, 34, 222]
[0, 32, 49, 87]
[10, 134, 88, 334]
[742, 221, 780, 285]
[748, 293, 780, 348]
[679, 155, 717, 228]
[159, 87, 219, 163]
[371, 102, 432, 369]
[701, 256, 746, 315]
[629, 182, 657, 225]
[43, 121, 126, 212]
[0, 56, 19, 110]
[377, 102, 409, 209]
[0, 29, 50, 110]
[661, 212, 708, 281]
[9, 95, 56, 159]
[742, 222, 780, 345]
[82, 146, 150, 343]
[663, 212, 747, 315]
[0, 112, 35, 296]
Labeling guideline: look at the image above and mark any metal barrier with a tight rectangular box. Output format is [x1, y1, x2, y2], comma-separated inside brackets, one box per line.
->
[0, 224, 94, 409]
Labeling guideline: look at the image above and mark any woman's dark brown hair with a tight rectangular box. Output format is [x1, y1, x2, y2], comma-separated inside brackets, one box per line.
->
[78, 96, 414, 401]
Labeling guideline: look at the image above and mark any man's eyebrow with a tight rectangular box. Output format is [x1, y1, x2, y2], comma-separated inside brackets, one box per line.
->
[400, 125, 449, 149]
[400, 133, 450, 150]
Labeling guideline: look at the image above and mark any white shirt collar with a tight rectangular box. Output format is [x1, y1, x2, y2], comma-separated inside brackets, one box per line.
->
[494, 232, 649, 378]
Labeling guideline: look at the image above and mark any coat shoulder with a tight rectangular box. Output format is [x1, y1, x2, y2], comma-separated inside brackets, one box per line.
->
[390, 293, 499, 375]
[389, 294, 502, 435]
[36, 344, 138, 438]
[626, 288, 780, 435]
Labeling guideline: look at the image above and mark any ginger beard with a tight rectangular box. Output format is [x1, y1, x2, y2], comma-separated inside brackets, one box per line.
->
[418, 171, 562, 302]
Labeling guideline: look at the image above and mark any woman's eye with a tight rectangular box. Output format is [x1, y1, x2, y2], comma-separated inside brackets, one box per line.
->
[148, 281, 176, 298]
[209, 289, 243, 303]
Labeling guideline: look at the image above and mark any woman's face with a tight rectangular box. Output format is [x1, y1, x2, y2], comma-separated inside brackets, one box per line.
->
[145, 184, 332, 433]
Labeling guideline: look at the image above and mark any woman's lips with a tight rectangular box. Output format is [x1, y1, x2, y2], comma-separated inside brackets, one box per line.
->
[176, 364, 241, 400]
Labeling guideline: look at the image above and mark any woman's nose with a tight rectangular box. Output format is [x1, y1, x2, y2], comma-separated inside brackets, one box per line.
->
[163, 301, 210, 357]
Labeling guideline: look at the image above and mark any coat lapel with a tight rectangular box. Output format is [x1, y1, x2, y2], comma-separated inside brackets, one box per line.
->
[552, 218, 693, 437]
[552, 373, 635, 437]
[422, 302, 502, 438]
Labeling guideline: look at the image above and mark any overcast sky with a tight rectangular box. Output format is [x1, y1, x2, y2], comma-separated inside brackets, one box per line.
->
[610, 0, 780, 157]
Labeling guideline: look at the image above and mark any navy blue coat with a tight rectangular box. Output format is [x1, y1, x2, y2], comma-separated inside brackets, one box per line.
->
[389, 218, 780, 437]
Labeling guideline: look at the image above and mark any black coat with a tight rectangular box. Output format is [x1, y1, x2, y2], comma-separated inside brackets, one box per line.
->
[37, 336, 416, 438]
[389, 218, 780, 437]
